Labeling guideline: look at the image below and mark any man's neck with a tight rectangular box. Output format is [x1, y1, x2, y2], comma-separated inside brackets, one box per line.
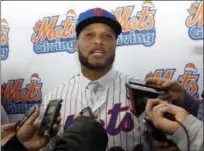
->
[81, 66, 112, 81]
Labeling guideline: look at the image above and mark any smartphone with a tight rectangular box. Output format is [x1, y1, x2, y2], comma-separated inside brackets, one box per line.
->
[129, 79, 168, 92]
[15, 105, 36, 127]
[79, 106, 94, 119]
[38, 99, 63, 136]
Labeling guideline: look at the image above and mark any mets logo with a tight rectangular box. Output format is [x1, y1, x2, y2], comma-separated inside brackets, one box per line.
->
[115, 1, 156, 47]
[145, 63, 200, 98]
[1, 73, 43, 114]
[94, 8, 103, 16]
[186, 1, 203, 40]
[1, 19, 10, 60]
[31, 9, 77, 54]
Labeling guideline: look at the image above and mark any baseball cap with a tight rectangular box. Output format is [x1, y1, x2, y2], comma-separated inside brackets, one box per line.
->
[76, 8, 122, 38]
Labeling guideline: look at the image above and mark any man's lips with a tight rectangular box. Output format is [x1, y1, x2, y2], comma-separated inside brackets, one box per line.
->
[91, 49, 105, 56]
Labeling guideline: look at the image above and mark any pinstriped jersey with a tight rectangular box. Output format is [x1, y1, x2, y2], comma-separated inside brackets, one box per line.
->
[41, 70, 147, 151]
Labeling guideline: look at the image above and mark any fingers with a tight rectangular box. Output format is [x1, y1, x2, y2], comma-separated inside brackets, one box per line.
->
[162, 80, 177, 88]
[157, 103, 180, 115]
[146, 99, 159, 111]
[25, 106, 40, 125]
[145, 99, 159, 119]
[145, 78, 177, 89]
[51, 123, 61, 137]
[56, 116, 62, 125]
[145, 78, 166, 85]
[158, 100, 168, 104]
[152, 103, 169, 117]
[33, 118, 41, 129]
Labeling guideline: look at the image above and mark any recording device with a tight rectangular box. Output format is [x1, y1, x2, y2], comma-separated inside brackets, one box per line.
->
[126, 78, 168, 117]
[79, 106, 94, 119]
[38, 99, 63, 136]
[129, 79, 168, 92]
[15, 105, 36, 127]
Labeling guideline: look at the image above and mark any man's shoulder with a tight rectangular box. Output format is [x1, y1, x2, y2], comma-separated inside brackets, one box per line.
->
[45, 74, 80, 95]
[115, 70, 140, 82]
[42, 74, 81, 103]
[61, 74, 81, 86]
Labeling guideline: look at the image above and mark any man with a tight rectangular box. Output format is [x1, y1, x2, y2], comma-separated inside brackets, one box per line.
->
[145, 99, 203, 151]
[1, 106, 108, 151]
[41, 8, 146, 151]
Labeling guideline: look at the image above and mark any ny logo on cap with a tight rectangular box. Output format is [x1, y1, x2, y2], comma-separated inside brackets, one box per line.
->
[93, 8, 103, 16]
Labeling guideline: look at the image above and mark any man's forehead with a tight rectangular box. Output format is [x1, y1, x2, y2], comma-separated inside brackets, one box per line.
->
[83, 23, 114, 32]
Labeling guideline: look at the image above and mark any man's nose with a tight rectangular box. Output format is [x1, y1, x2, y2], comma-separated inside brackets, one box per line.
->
[94, 36, 103, 45]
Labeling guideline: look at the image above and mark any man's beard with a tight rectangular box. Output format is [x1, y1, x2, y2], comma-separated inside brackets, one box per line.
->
[78, 49, 115, 71]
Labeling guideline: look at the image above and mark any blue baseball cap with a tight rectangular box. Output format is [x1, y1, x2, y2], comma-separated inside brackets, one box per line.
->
[76, 8, 122, 38]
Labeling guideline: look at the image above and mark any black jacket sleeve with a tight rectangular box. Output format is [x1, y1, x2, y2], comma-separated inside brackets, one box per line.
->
[1, 135, 28, 151]
[42, 116, 108, 151]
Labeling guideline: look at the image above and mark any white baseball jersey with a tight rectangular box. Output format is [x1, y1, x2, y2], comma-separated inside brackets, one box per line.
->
[41, 69, 148, 151]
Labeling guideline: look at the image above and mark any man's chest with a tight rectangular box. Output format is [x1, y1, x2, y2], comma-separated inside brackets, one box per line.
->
[61, 86, 144, 135]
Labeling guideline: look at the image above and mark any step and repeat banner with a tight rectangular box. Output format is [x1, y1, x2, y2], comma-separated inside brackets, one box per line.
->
[1, 1, 203, 122]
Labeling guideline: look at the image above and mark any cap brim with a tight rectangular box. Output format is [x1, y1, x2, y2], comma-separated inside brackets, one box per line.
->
[76, 17, 122, 38]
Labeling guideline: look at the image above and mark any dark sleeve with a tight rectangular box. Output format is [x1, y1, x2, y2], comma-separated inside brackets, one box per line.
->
[42, 116, 108, 151]
[172, 91, 200, 117]
[197, 98, 204, 121]
[1, 135, 28, 151]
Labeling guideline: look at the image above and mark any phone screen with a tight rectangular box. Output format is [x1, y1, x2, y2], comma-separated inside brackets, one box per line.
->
[46, 105, 56, 122]
[38, 99, 62, 136]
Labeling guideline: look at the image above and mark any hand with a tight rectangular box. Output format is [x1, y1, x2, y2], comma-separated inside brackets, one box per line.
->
[145, 99, 189, 135]
[1, 106, 62, 151]
[145, 78, 185, 103]
[16, 107, 50, 151]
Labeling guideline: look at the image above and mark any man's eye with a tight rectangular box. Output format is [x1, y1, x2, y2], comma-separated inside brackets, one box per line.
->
[104, 34, 113, 38]
[86, 33, 94, 37]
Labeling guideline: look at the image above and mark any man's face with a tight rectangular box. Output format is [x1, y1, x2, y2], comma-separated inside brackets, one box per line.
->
[75, 23, 117, 70]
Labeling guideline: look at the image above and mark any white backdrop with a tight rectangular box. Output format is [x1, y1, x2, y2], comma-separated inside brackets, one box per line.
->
[1, 1, 203, 122]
